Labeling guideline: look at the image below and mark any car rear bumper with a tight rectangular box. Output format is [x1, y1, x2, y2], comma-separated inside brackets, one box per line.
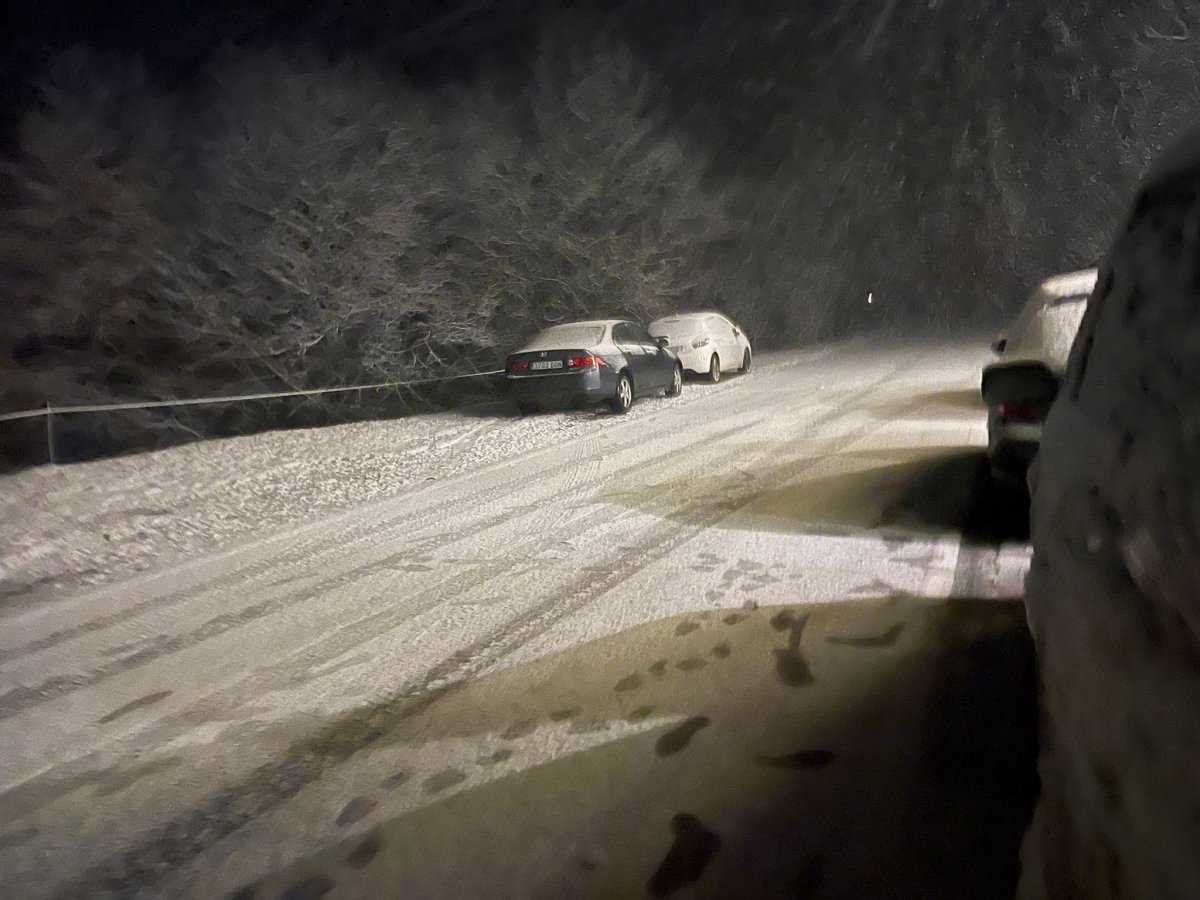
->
[673, 348, 713, 374]
[506, 367, 616, 407]
[987, 414, 1042, 482]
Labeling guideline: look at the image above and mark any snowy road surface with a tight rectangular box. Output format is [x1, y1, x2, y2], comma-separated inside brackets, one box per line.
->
[0, 340, 1032, 898]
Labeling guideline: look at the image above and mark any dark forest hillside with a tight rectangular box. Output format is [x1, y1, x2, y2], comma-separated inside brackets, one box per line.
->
[3, 0, 1200, 460]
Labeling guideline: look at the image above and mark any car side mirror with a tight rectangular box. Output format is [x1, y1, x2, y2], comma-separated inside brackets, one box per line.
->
[655, 336, 670, 348]
[991, 335, 1007, 354]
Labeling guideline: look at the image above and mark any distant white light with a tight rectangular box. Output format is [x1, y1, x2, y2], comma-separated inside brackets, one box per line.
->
[867, 291, 874, 304]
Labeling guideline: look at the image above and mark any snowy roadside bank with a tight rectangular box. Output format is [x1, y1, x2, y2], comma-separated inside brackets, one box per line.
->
[0, 349, 831, 608]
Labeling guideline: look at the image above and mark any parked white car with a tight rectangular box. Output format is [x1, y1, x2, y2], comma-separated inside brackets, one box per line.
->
[982, 268, 1098, 482]
[648, 311, 752, 383]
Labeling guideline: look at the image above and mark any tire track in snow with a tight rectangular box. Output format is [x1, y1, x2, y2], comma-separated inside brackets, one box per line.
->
[42, 359, 921, 900]
[0, 408, 780, 720]
[0, 411, 764, 725]
[131, 378, 905, 738]
[3, 354, 909, 736]
[0, 413, 757, 668]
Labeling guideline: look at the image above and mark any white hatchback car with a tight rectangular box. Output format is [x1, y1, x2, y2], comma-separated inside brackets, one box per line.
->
[982, 268, 1098, 482]
[648, 311, 752, 383]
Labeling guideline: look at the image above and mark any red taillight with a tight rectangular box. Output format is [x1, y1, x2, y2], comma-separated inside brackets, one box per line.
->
[567, 355, 602, 368]
[999, 400, 1038, 423]
[691, 337, 710, 349]
[508, 359, 529, 372]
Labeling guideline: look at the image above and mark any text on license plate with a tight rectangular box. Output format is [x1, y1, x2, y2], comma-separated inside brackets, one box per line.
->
[530, 360, 563, 370]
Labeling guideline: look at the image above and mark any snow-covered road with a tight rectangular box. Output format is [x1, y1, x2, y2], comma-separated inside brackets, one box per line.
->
[0, 340, 1032, 898]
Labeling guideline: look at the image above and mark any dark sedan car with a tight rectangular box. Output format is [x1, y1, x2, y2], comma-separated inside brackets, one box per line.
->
[506, 320, 683, 414]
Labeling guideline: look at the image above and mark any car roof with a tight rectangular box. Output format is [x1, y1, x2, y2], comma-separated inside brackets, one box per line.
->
[1034, 269, 1098, 303]
[520, 320, 618, 352]
[1001, 269, 1098, 372]
[541, 319, 623, 329]
[651, 310, 729, 322]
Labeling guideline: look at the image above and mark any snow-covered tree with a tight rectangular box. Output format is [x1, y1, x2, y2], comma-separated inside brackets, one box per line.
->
[158, 47, 495, 389]
[0, 48, 176, 411]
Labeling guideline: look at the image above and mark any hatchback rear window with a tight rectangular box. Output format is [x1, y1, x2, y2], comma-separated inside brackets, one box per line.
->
[1050, 293, 1091, 307]
[650, 318, 704, 338]
[526, 324, 606, 349]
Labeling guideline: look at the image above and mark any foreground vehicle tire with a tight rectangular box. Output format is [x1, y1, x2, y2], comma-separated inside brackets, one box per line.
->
[742, 350, 752, 373]
[666, 364, 683, 398]
[611, 372, 634, 414]
[708, 354, 721, 383]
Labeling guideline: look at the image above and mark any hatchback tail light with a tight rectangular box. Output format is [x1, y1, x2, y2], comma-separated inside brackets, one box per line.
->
[691, 337, 710, 349]
[999, 400, 1038, 423]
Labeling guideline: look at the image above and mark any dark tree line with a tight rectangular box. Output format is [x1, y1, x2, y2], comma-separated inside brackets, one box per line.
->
[1, 20, 726, 452]
[626, 0, 1200, 335]
[4, 1, 1200, 461]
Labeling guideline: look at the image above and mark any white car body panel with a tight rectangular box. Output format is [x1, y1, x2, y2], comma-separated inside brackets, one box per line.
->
[987, 269, 1098, 481]
[648, 311, 752, 376]
[997, 269, 1098, 371]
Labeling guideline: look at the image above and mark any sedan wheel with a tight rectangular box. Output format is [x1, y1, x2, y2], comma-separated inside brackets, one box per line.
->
[708, 354, 721, 383]
[742, 349, 752, 373]
[611, 372, 634, 414]
[666, 364, 683, 398]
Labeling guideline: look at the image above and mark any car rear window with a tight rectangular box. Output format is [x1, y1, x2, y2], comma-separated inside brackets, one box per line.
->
[525, 324, 606, 349]
[1050, 293, 1091, 307]
[649, 318, 704, 338]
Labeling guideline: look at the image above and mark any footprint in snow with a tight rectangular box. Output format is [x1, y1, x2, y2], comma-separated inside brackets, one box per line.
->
[770, 610, 815, 687]
[379, 771, 408, 790]
[655, 716, 711, 757]
[345, 832, 383, 869]
[335, 796, 377, 827]
[826, 622, 905, 649]
[757, 748, 836, 770]
[423, 769, 467, 794]
[614, 673, 644, 692]
[647, 813, 722, 898]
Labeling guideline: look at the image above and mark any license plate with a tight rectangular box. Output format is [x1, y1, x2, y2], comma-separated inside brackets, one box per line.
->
[530, 360, 563, 370]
